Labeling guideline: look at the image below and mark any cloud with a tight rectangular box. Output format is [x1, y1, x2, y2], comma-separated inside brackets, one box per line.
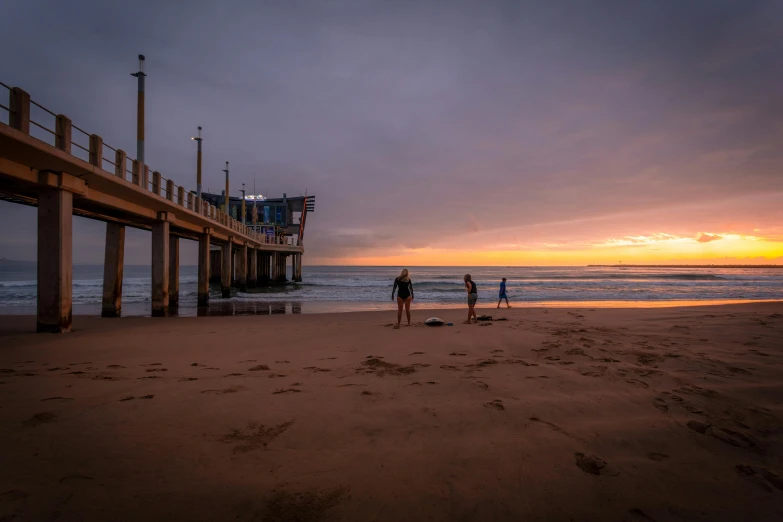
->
[695, 232, 723, 243]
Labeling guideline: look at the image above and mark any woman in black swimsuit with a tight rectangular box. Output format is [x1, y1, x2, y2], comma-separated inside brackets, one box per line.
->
[464, 273, 478, 324]
[392, 269, 414, 329]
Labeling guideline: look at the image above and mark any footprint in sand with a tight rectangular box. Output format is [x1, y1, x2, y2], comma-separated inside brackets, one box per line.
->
[179, 377, 198, 382]
[225, 373, 244, 377]
[653, 398, 668, 413]
[575, 452, 607, 475]
[628, 508, 655, 521]
[41, 397, 74, 402]
[145, 368, 168, 373]
[239, 360, 257, 363]
[141, 363, 163, 367]
[303, 366, 331, 373]
[625, 379, 649, 389]
[267, 374, 287, 378]
[449, 352, 467, 357]
[120, 395, 154, 401]
[647, 452, 669, 461]
[484, 399, 504, 411]
[107, 365, 126, 369]
[275, 360, 291, 364]
[408, 352, 425, 355]
[273, 388, 302, 394]
[249, 365, 270, 371]
[217, 420, 294, 453]
[736, 465, 783, 492]
[201, 386, 245, 395]
[23, 412, 57, 427]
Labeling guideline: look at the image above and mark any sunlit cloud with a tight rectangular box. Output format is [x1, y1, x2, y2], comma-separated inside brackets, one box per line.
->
[696, 232, 723, 243]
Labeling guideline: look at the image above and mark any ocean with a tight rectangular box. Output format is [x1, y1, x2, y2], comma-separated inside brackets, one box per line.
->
[0, 262, 781, 316]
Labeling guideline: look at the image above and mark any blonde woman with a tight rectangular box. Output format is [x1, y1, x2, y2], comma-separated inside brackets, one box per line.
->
[392, 269, 414, 328]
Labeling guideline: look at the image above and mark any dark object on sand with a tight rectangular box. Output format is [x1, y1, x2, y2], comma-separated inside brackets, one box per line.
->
[477, 315, 493, 321]
[425, 317, 445, 326]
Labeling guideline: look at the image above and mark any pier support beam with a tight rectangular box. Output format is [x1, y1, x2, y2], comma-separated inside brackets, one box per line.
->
[260, 253, 270, 283]
[248, 248, 257, 287]
[151, 220, 170, 317]
[169, 235, 179, 311]
[198, 229, 211, 307]
[37, 188, 73, 333]
[221, 239, 233, 298]
[292, 253, 302, 282]
[238, 243, 248, 291]
[101, 222, 125, 317]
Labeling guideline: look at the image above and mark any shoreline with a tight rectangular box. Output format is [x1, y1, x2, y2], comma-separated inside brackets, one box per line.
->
[0, 298, 780, 319]
[1, 302, 782, 520]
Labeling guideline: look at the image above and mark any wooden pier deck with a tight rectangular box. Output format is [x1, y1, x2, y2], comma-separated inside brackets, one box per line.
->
[0, 83, 304, 332]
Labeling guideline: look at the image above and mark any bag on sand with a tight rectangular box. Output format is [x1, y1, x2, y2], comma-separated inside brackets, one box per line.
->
[425, 317, 445, 326]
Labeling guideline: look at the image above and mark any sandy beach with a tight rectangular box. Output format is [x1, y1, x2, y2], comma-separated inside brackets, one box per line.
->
[1, 302, 782, 521]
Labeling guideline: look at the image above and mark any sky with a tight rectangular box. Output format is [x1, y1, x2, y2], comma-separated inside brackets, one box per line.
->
[1, 0, 782, 266]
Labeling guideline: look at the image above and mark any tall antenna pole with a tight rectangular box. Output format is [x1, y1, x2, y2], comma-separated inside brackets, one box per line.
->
[130, 55, 146, 166]
[192, 126, 203, 199]
[223, 161, 230, 217]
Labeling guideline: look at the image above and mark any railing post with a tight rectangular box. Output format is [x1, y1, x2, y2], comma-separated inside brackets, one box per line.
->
[143, 165, 150, 190]
[152, 171, 161, 195]
[9, 88, 31, 133]
[177, 186, 184, 205]
[55, 114, 72, 153]
[89, 134, 103, 167]
[187, 193, 194, 211]
[165, 179, 174, 201]
[132, 160, 141, 186]
[115, 149, 127, 179]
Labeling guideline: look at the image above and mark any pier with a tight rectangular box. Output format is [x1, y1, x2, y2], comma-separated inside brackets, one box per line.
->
[0, 82, 313, 332]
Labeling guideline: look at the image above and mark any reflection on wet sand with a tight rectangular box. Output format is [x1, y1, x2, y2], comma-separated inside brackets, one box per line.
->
[196, 301, 303, 316]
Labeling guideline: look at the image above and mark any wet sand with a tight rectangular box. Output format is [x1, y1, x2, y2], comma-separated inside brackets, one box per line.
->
[1, 302, 782, 521]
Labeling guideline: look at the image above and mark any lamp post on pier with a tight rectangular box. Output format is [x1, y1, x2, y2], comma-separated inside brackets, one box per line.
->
[130, 55, 146, 166]
[240, 183, 246, 224]
[223, 161, 230, 217]
[191, 126, 203, 200]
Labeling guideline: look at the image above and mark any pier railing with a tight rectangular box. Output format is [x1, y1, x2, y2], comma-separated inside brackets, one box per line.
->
[0, 81, 300, 247]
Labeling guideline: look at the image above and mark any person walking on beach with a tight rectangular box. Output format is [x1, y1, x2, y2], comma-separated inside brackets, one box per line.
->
[392, 269, 414, 329]
[497, 277, 511, 308]
[464, 274, 478, 324]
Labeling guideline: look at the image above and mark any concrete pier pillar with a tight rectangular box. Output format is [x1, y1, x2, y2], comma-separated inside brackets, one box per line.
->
[37, 188, 73, 333]
[198, 229, 211, 307]
[293, 253, 302, 282]
[101, 222, 125, 317]
[221, 239, 233, 298]
[273, 253, 287, 283]
[151, 219, 170, 317]
[249, 247, 257, 287]
[169, 235, 179, 310]
[238, 243, 248, 291]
